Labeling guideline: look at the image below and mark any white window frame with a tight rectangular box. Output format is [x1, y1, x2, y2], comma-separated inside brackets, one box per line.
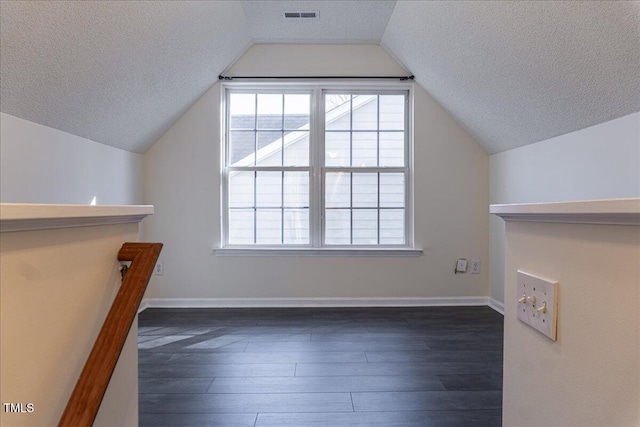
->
[218, 82, 421, 257]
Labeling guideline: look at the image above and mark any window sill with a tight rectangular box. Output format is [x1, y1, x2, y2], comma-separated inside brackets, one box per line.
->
[214, 248, 423, 257]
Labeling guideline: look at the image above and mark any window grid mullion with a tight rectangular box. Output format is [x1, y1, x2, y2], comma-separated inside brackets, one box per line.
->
[350, 172, 353, 245]
[281, 94, 285, 245]
[253, 170, 257, 245]
[376, 96, 380, 245]
[325, 206, 404, 210]
[281, 94, 285, 167]
[254, 94, 258, 244]
[281, 170, 285, 244]
[312, 88, 323, 248]
[377, 172, 381, 245]
[349, 95, 353, 168]
[323, 167, 407, 173]
[376, 95, 380, 168]
[253, 94, 258, 166]
[228, 167, 309, 172]
[326, 130, 404, 133]
[349, 95, 353, 245]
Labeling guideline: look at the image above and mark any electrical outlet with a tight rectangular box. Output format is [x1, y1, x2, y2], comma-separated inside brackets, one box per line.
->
[154, 262, 163, 275]
[470, 260, 480, 274]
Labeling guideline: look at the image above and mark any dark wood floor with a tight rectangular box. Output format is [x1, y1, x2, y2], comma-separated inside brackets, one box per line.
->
[138, 306, 503, 427]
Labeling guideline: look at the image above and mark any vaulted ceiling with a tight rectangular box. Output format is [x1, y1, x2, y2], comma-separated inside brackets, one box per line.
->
[1, 1, 638, 154]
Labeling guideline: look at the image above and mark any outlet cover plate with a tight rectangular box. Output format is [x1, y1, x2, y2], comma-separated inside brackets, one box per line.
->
[470, 260, 480, 274]
[154, 262, 164, 275]
[517, 270, 558, 341]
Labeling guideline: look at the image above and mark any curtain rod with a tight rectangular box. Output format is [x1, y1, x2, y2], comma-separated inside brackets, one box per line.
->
[219, 75, 415, 81]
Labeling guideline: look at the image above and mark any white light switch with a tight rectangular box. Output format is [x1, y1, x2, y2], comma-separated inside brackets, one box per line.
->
[517, 270, 558, 341]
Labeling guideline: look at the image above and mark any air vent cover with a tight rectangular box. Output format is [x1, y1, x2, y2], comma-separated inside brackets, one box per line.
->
[282, 11, 319, 19]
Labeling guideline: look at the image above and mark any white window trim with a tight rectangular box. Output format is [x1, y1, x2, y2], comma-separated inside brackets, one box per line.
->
[218, 81, 419, 255]
[214, 247, 422, 257]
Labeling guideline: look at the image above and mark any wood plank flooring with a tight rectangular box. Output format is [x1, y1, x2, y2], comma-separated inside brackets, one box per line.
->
[138, 306, 503, 427]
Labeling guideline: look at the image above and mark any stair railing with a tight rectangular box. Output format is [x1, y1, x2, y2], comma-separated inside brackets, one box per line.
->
[58, 242, 162, 427]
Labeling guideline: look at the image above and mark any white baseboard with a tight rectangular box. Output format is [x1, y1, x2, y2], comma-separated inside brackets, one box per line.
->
[488, 297, 504, 315]
[140, 296, 491, 309]
[137, 300, 149, 313]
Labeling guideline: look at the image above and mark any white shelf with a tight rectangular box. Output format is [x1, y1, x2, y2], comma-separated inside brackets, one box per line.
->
[0, 203, 154, 232]
[490, 198, 640, 225]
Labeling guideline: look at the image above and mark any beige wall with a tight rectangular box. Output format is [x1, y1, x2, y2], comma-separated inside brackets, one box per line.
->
[143, 44, 490, 302]
[490, 113, 640, 305]
[0, 113, 143, 205]
[503, 220, 639, 426]
[0, 223, 140, 427]
[227, 44, 409, 76]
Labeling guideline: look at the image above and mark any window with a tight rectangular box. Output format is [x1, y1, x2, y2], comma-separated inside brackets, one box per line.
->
[222, 86, 412, 249]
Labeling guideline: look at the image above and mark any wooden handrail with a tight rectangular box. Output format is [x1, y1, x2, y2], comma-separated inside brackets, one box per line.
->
[58, 242, 162, 427]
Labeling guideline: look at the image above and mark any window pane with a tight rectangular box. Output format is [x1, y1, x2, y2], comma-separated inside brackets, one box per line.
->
[284, 208, 309, 244]
[325, 132, 350, 167]
[379, 95, 405, 130]
[325, 94, 351, 130]
[380, 173, 405, 208]
[352, 132, 377, 167]
[325, 172, 350, 208]
[352, 95, 377, 131]
[325, 209, 350, 245]
[352, 209, 378, 245]
[229, 209, 254, 244]
[229, 93, 255, 130]
[229, 130, 255, 166]
[284, 172, 308, 208]
[256, 131, 283, 166]
[352, 173, 377, 207]
[284, 94, 310, 130]
[226, 89, 409, 248]
[284, 131, 309, 166]
[256, 171, 282, 207]
[229, 171, 254, 208]
[256, 209, 282, 244]
[380, 209, 405, 245]
[379, 132, 404, 167]
[257, 94, 283, 129]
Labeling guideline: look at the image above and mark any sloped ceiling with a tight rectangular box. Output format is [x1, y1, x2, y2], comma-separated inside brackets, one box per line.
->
[1, 1, 638, 154]
[383, 1, 640, 154]
[0, 1, 252, 153]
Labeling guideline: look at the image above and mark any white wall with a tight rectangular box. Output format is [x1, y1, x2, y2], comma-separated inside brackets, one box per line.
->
[143, 44, 489, 302]
[502, 219, 639, 426]
[1, 221, 141, 427]
[490, 112, 640, 305]
[1, 113, 143, 205]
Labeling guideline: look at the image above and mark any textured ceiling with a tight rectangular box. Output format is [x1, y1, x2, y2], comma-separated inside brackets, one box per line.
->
[240, 0, 397, 44]
[0, 1, 251, 153]
[1, 1, 638, 154]
[383, 1, 640, 154]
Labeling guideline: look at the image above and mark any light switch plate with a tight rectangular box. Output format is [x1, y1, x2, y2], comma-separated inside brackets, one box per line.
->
[517, 270, 558, 341]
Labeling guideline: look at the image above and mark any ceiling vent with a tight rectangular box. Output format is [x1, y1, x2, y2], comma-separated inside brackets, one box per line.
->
[282, 11, 319, 20]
